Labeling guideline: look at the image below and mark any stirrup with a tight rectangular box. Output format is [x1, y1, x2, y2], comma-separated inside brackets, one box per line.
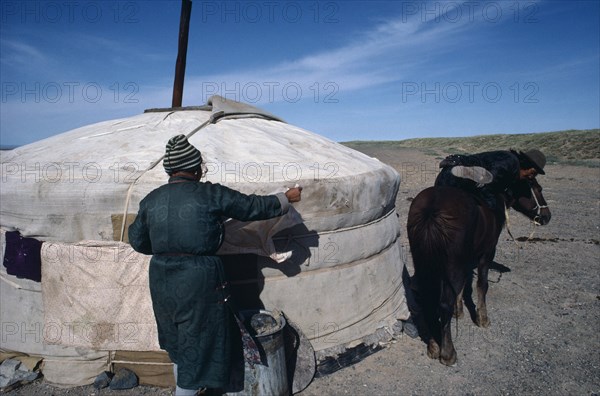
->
[451, 166, 493, 184]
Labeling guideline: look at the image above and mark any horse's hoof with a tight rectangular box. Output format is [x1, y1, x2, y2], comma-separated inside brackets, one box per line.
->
[440, 353, 457, 367]
[427, 340, 440, 359]
[476, 316, 491, 328]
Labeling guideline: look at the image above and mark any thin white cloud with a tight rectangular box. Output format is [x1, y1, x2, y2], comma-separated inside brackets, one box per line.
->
[0, 38, 48, 69]
[67, 32, 170, 64]
[184, 5, 480, 104]
[1, 26, 170, 82]
[184, 0, 546, 103]
[518, 54, 600, 81]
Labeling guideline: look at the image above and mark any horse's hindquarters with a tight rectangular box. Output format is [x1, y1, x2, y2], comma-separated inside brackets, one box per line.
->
[407, 186, 483, 366]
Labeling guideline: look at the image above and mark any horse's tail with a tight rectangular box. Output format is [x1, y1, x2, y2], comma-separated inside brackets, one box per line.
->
[407, 187, 457, 276]
[407, 187, 465, 322]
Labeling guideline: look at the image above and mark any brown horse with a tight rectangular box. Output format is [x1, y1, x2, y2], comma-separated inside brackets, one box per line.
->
[407, 178, 550, 366]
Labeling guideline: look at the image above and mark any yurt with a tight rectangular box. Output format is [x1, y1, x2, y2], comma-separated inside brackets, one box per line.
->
[0, 96, 410, 389]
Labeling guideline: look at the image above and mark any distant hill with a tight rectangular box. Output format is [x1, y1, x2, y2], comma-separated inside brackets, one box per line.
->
[3, 130, 599, 166]
[343, 129, 600, 167]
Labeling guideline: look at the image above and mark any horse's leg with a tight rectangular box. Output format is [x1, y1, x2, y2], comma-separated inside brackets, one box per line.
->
[427, 337, 441, 360]
[422, 289, 441, 360]
[461, 268, 477, 322]
[454, 267, 473, 319]
[439, 277, 458, 366]
[454, 287, 464, 319]
[414, 273, 441, 360]
[475, 255, 491, 328]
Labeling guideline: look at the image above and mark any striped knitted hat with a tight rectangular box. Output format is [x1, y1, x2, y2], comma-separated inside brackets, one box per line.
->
[163, 134, 203, 174]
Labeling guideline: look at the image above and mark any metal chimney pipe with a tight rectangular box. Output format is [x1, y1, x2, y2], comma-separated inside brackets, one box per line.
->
[172, 0, 192, 108]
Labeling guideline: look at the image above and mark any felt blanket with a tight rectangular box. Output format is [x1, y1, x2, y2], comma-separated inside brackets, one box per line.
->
[41, 240, 159, 351]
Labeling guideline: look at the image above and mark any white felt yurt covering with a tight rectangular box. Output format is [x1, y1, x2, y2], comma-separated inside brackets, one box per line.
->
[0, 96, 409, 387]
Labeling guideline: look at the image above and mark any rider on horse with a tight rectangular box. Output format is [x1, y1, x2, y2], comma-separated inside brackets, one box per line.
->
[435, 149, 547, 210]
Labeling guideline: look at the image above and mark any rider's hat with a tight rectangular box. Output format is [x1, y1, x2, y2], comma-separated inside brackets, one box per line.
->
[519, 149, 546, 175]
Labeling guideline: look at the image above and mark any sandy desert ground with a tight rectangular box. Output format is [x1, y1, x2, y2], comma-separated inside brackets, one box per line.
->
[5, 147, 600, 395]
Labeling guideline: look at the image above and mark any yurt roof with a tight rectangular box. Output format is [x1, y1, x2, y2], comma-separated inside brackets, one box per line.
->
[1, 96, 399, 242]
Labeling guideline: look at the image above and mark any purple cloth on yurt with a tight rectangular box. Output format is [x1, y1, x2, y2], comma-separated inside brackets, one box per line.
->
[3, 231, 42, 282]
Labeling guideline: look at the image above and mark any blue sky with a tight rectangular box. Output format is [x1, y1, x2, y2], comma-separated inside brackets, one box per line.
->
[1, 0, 599, 146]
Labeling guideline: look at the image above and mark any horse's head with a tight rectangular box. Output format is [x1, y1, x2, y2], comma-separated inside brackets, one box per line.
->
[508, 178, 551, 225]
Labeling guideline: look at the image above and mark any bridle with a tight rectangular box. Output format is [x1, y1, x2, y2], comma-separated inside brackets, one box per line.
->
[504, 184, 547, 246]
[530, 185, 548, 226]
[503, 178, 549, 249]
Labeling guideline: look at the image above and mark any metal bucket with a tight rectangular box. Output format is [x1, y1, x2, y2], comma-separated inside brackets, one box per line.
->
[228, 309, 289, 396]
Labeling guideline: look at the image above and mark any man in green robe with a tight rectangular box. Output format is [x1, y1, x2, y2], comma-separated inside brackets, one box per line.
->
[128, 134, 302, 395]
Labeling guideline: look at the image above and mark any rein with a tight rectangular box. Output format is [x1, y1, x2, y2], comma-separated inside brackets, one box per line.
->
[504, 202, 519, 245]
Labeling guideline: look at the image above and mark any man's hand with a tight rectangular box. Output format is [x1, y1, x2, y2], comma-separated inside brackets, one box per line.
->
[285, 187, 302, 203]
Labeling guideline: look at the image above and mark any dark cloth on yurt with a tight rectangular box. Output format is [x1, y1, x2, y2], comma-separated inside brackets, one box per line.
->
[436, 150, 522, 210]
[3, 231, 42, 282]
[128, 175, 288, 390]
